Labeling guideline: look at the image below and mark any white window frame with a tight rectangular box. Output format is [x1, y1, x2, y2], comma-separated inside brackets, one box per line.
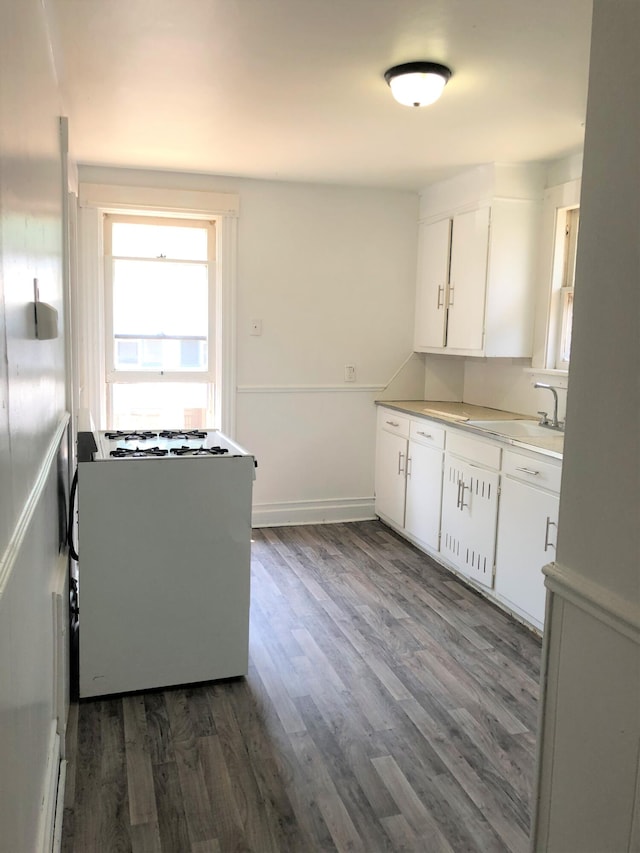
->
[529, 177, 581, 375]
[554, 206, 579, 370]
[77, 183, 239, 435]
[103, 213, 216, 425]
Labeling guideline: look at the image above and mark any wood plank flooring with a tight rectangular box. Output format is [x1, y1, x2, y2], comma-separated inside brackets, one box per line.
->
[62, 521, 541, 853]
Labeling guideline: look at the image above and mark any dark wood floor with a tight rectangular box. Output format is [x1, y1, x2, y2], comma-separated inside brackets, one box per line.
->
[62, 521, 541, 853]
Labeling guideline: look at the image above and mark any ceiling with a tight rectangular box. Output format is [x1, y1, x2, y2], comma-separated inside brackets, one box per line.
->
[47, 0, 593, 191]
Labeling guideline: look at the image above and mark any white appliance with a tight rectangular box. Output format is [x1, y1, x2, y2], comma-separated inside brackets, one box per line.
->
[77, 429, 255, 699]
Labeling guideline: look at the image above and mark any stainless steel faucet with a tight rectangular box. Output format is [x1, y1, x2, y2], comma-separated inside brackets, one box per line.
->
[534, 382, 564, 430]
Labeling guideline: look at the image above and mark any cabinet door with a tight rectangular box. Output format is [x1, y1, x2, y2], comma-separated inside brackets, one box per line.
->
[374, 429, 408, 527]
[441, 455, 499, 588]
[414, 218, 451, 349]
[405, 440, 443, 551]
[494, 477, 559, 626]
[447, 208, 490, 351]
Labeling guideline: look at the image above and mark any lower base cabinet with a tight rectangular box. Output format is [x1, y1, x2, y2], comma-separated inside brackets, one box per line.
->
[494, 476, 559, 628]
[374, 426, 408, 528]
[374, 409, 444, 551]
[440, 452, 499, 589]
[404, 439, 443, 551]
[375, 407, 561, 633]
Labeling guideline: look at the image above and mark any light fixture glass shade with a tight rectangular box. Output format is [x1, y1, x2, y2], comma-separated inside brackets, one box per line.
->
[384, 62, 452, 108]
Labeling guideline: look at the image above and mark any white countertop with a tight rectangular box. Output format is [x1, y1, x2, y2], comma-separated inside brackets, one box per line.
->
[376, 400, 564, 459]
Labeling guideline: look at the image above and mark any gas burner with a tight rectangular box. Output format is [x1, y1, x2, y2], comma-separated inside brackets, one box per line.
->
[105, 430, 158, 441]
[158, 429, 208, 440]
[170, 445, 230, 456]
[110, 446, 169, 458]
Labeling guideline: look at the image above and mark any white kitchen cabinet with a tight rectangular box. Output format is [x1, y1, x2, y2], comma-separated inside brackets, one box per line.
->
[413, 217, 451, 349]
[375, 426, 408, 527]
[447, 208, 491, 350]
[414, 199, 540, 357]
[375, 409, 444, 550]
[494, 450, 561, 628]
[374, 409, 410, 528]
[374, 401, 562, 632]
[404, 421, 445, 551]
[440, 433, 501, 589]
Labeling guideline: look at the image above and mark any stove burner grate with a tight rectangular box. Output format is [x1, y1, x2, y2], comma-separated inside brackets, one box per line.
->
[110, 446, 169, 458]
[105, 430, 158, 441]
[170, 445, 230, 457]
[158, 429, 208, 439]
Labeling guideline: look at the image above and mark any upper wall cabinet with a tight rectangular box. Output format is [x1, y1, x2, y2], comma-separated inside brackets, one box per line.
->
[414, 164, 543, 358]
[415, 208, 489, 351]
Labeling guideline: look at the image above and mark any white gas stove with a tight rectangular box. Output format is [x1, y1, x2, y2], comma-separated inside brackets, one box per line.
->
[77, 428, 256, 698]
[94, 428, 249, 460]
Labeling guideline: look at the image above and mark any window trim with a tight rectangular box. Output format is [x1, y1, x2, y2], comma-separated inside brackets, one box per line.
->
[553, 207, 579, 371]
[77, 183, 238, 435]
[530, 177, 581, 373]
[103, 213, 216, 385]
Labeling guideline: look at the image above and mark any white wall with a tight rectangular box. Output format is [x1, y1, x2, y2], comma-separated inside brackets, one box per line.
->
[78, 166, 419, 524]
[0, 0, 69, 850]
[532, 3, 640, 850]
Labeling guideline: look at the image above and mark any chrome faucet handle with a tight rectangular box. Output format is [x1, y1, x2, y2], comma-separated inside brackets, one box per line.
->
[537, 411, 550, 426]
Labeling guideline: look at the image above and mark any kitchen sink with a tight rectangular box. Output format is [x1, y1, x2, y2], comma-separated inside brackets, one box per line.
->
[466, 419, 563, 438]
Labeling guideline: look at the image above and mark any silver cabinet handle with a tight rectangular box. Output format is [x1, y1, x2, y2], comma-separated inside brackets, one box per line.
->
[386, 420, 400, 427]
[437, 285, 445, 309]
[544, 516, 557, 552]
[516, 466, 541, 476]
[448, 283, 455, 307]
[406, 456, 412, 478]
[416, 430, 433, 439]
[456, 478, 468, 510]
[398, 452, 405, 475]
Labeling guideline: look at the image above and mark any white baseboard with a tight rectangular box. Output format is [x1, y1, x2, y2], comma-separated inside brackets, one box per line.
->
[51, 552, 69, 758]
[52, 760, 67, 853]
[252, 497, 375, 527]
[36, 721, 61, 853]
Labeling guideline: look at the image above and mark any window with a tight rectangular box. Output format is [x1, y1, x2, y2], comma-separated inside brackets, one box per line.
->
[104, 214, 215, 429]
[555, 207, 579, 369]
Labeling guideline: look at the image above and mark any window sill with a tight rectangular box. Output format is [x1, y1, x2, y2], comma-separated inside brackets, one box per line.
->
[524, 367, 569, 378]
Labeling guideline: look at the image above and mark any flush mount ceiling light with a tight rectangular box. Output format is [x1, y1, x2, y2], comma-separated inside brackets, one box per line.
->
[384, 61, 452, 108]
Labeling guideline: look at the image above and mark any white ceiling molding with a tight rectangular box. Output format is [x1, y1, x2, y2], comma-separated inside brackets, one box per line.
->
[78, 183, 239, 216]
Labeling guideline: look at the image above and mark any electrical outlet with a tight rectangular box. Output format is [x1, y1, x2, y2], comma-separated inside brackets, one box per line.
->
[344, 364, 356, 382]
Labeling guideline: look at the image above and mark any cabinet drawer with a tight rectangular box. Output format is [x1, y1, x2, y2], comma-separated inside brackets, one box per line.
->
[502, 450, 562, 493]
[377, 408, 410, 438]
[410, 419, 445, 449]
[447, 430, 501, 470]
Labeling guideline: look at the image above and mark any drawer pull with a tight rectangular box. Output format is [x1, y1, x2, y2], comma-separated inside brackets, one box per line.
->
[386, 420, 400, 428]
[515, 466, 540, 476]
[398, 451, 405, 475]
[417, 430, 433, 439]
[544, 516, 557, 552]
